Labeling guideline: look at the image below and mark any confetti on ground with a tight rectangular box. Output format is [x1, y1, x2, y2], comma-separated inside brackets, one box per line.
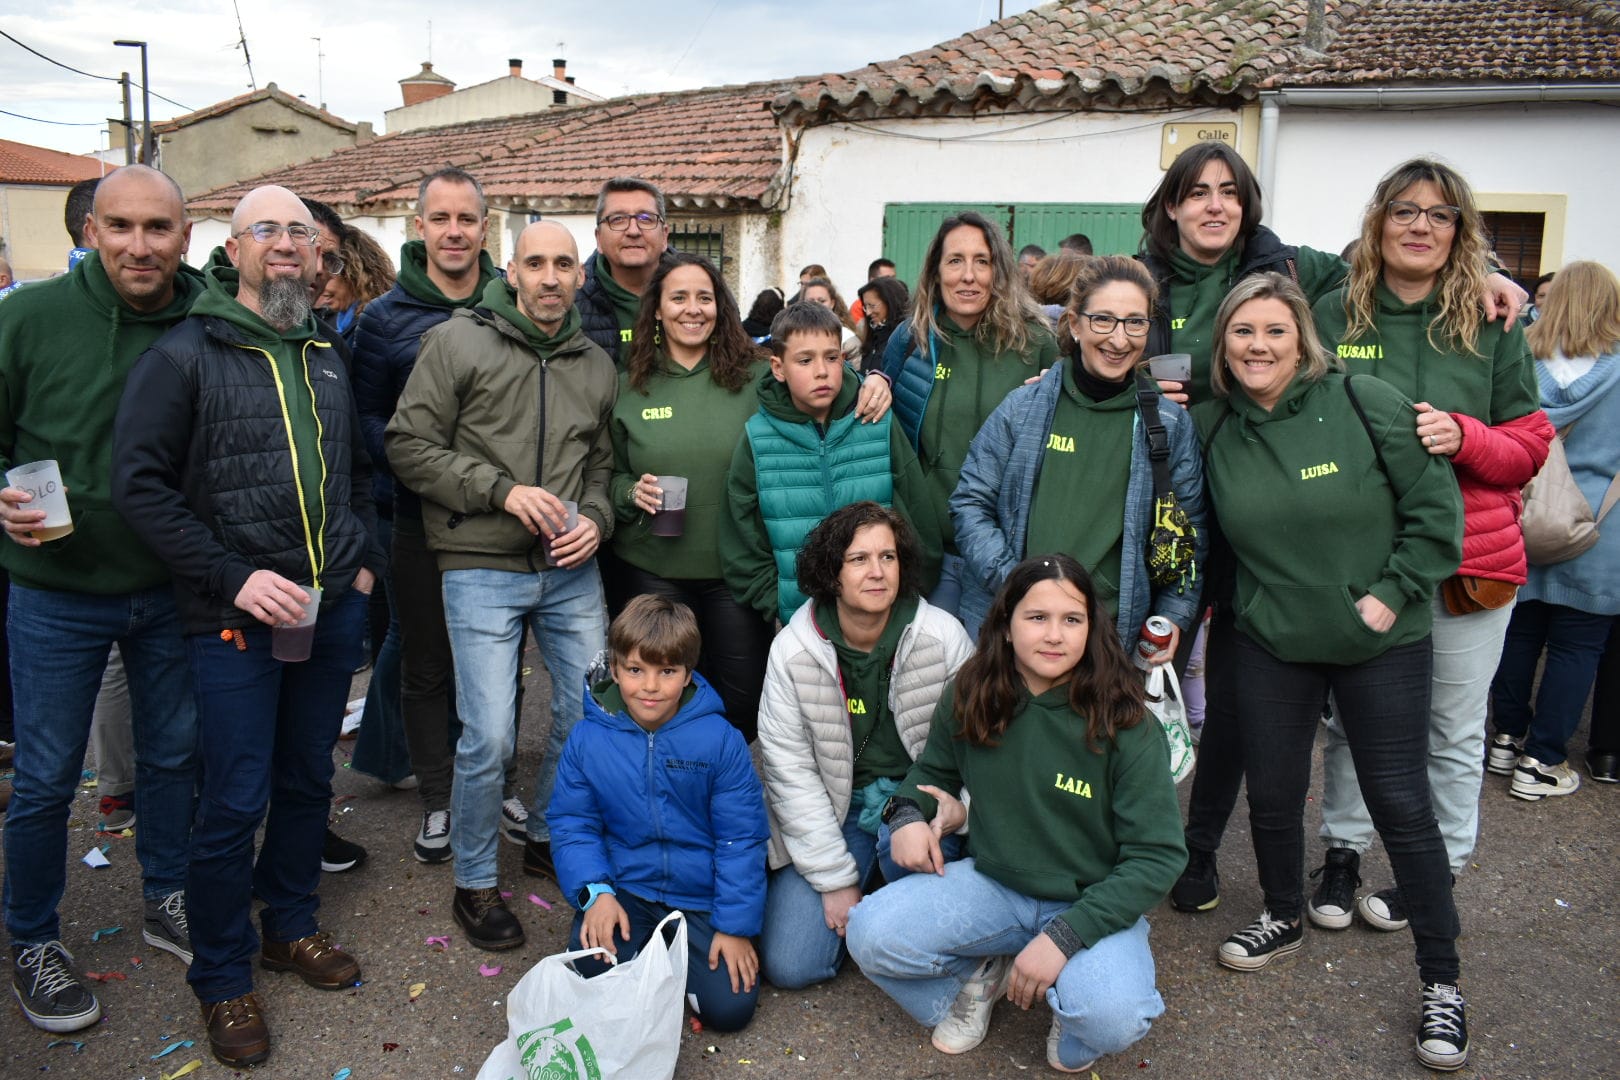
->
[409, 981, 427, 1002]
[424, 935, 451, 949]
[46, 1039, 85, 1053]
[478, 963, 502, 977]
[689, 1017, 703, 1033]
[738, 1059, 752, 1065]
[383, 1042, 400, 1052]
[333, 1069, 353, 1080]
[91, 925, 124, 941]
[129, 956, 144, 969]
[527, 893, 553, 910]
[150, 1040, 194, 1060]
[1556, 898, 1571, 908]
[83, 846, 111, 869]
[162, 1060, 203, 1080]
[85, 970, 127, 982]
[500, 890, 513, 899]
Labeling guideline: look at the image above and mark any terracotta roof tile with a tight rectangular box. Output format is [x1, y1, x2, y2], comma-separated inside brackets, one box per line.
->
[187, 81, 791, 215]
[154, 84, 357, 135]
[0, 138, 106, 185]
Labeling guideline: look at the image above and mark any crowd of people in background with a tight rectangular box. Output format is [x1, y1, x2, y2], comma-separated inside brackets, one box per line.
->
[0, 141, 1614, 1078]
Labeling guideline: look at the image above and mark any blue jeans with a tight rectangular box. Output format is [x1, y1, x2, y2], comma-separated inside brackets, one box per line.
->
[352, 520, 412, 785]
[1491, 600, 1617, 765]
[928, 552, 966, 625]
[846, 858, 1163, 1068]
[442, 564, 606, 888]
[875, 822, 964, 885]
[569, 890, 757, 1033]
[3, 583, 198, 944]
[184, 587, 368, 1003]
[759, 810, 878, 989]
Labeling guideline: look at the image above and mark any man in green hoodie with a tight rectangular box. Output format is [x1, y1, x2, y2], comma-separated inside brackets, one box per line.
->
[386, 219, 618, 953]
[0, 165, 203, 1036]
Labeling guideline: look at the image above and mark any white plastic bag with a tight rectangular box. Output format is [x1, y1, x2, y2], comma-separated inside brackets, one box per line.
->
[1144, 663, 1196, 784]
[476, 909, 688, 1080]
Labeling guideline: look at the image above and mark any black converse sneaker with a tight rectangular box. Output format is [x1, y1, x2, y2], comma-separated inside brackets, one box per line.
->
[1357, 886, 1409, 931]
[11, 941, 101, 1033]
[1170, 848, 1220, 913]
[1217, 910, 1303, 971]
[1416, 982, 1468, 1070]
[1306, 847, 1360, 930]
[143, 889, 194, 964]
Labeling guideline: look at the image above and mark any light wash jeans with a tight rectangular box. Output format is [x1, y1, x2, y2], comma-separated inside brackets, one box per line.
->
[846, 858, 1163, 1069]
[442, 564, 606, 889]
[1320, 593, 1515, 872]
[90, 646, 134, 797]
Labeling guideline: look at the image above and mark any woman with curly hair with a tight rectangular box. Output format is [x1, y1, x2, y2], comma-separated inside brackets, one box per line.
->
[318, 225, 396, 343]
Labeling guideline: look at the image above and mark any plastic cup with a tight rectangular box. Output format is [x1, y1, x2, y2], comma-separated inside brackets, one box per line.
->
[649, 476, 689, 537]
[270, 586, 322, 662]
[544, 501, 579, 567]
[5, 459, 74, 542]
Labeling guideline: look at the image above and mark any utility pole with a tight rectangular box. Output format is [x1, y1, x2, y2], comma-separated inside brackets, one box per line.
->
[119, 71, 134, 165]
[114, 40, 152, 166]
[312, 36, 325, 110]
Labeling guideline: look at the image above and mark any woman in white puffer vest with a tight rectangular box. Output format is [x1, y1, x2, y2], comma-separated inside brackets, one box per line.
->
[757, 502, 973, 990]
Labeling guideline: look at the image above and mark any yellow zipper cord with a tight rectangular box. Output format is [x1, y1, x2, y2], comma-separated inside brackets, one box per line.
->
[300, 340, 332, 589]
[251, 342, 325, 591]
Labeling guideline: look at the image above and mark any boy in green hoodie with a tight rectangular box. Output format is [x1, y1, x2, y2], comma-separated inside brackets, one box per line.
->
[721, 302, 940, 625]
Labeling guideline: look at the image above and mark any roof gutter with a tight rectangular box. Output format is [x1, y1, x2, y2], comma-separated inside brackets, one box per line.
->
[1257, 82, 1620, 222]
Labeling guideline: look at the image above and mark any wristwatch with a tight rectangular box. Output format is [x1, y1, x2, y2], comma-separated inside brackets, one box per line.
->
[578, 882, 616, 910]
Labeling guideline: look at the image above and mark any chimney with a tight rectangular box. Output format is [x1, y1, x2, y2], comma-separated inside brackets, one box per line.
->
[1305, 0, 1329, 52]
[553, 58, 567, 81]
[399, 60, 456, 107]
[509, 58, 522, 77]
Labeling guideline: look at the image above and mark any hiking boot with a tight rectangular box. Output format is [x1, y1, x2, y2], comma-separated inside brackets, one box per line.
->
[522, 837, 556, 881]
[1510, 755, 1582, 801]
[500, 796, 529, 845]
[99, 793, 136, 831]
[320, 828, 368, 873]
[11, 941, 100, 1033]
[1416, 982, 1468, 1071]
[143, 889, 193, 964]
[202, 992, 270, 1067]
[930, 955, 1011, 1054]
[1486, 733, 1524, 775]
[1217, 910, 1304, 971]
[454, 886, 526, 951]
[260, 931, 361, 990]
[1306, 847, 1361, 930]
[1046, 1014, 1098, 1073]
[415, 809, 452, 864]
[1170, 848, 1220, 912]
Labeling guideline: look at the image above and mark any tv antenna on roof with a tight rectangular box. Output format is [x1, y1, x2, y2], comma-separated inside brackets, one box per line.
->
[312, 36, 325, 109]
[232, 0, 257, 89]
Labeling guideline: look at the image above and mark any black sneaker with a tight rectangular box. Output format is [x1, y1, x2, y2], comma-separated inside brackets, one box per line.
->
[1416, 982, 1468, 1070]
[522, 837, 555, 881]
[143, 889, 193, 964]
[453, 886, 526, 951]
[321, 828, 367, 873]
[1170, 848, 1220, 912]
[414, 809, 452, 864]
[500, 797, 529, 846]
[1357, 886, 1409, 931]
[1217, 910, 1303, 971]
[11, 941, 101, 1033]
[1306, 847, 1360, 930]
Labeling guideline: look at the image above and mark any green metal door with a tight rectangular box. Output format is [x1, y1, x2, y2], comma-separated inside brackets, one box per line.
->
[881, 202, 1144, 287]
[881, 203, 1012, 286]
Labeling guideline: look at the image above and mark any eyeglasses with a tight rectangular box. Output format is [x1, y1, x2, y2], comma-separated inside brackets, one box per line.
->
[1385, 201, 1462, 230]
[235, 222, 320, 246]
[597, 212, 665, 232]
[319, 251, 345, 275]
[1077, 311, 1151, 337]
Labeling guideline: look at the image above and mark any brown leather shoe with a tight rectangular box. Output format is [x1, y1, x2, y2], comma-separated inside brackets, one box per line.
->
[201, 992, 270, 1066]
[260, 931, 361, 990]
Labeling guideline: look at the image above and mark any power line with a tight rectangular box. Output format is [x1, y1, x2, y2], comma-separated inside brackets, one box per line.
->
[0, 29, 194, 112]
[0, 107, 106, 126]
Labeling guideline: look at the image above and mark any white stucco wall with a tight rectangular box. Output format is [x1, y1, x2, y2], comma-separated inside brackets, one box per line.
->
[1267, 102, 1620, 275]
[778, 107, 1250, 296]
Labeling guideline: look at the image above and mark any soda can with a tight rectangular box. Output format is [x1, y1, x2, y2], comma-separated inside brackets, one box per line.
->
[1135, 615, 1175, 670]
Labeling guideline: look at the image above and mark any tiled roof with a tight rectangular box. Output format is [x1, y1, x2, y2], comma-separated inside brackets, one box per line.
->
[1284, 0, 1620, 86]
[154, 84, 357, 135]
[0, 138, 106, 185]
[187, 81, 791, 214]
[773, 1, 1323, 123]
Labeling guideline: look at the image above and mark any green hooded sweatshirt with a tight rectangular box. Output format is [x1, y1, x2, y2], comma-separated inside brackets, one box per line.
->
[479, 276, 584, 359]
[593, 253, 643, 358]
[191, 261, 329, 584]
[396, 240, 498, 308]
[0, 251, 205, 593]
[814, 594, 919, 790]
[1192, 372, 1463, 665]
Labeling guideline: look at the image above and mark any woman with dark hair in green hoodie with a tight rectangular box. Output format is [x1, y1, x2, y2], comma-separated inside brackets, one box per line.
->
[1195, 272, 1468, 1071]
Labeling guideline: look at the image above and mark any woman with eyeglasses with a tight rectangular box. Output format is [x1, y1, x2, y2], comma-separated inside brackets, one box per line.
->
[318, 226, 397, 345]
[1306, 158, 1551, 945]
[950, 256, 1205, 647]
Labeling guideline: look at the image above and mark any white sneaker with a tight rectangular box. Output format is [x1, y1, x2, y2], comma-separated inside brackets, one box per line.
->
[500, 797, 529, 845]
[1486, 733, 1524, 775]
[1047, 1015, 1098, 1073]
[930, 955, 1011, 1055]
[414, 810, 452, 863]
[1510, 754, 1581, 801]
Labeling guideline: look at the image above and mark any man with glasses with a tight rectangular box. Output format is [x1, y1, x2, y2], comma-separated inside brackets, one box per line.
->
[577, 176, 671, 365]
[0, 164, 203, 1036]
[113, 184, 385, 1068]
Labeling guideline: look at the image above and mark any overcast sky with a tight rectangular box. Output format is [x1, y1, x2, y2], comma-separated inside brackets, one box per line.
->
[2, 1, 1043, 155]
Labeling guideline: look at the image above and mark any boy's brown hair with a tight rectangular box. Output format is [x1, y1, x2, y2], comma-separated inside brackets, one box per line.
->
[609, 594, 701, 669]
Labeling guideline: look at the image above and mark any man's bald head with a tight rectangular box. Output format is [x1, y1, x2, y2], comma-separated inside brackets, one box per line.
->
[93, 165, 184, 221]
[230, 185, 311, 234]
[508, 220, 582, 332]
[227, 186, 317, 329]
[82, 165, 192, 312]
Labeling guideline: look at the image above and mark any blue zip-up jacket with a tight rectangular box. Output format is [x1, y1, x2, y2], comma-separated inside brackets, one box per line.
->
[547, 672, 770, 937]
[950, 361, 1207, 642]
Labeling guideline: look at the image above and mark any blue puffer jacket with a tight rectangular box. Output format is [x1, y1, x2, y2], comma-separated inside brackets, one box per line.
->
[949, 362, 1207, 642]
[882, 321, 934, 449]
[547, 672, 770, 936]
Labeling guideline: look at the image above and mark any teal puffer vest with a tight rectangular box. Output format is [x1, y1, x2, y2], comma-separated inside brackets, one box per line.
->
[745, 410, 895, 622]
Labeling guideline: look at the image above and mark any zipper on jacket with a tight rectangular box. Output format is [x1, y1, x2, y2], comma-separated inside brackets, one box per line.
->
[248, 341, 329, 589]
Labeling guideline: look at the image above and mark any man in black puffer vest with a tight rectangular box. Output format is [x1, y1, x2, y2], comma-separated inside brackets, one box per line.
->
[576, 176, 673, 365]
[113, 184, 386, 1070]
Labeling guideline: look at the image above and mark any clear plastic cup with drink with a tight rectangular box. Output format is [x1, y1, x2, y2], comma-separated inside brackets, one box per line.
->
[271, 586, 322, 662]
[5, 459, 74, 542]
[544, 501, 579, 567]
[650, 476, 688, 537]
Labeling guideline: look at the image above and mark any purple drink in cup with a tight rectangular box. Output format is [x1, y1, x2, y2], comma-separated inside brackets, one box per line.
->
[544, 501, 579, 567]
[271, 585, 322, 662]
[649, 475, 688, 537]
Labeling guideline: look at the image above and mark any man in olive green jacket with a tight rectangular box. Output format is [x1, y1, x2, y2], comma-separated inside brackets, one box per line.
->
[386, 221, 617, 951]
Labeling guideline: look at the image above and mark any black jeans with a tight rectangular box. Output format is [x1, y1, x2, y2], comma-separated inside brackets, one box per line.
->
[1221, 629, 1460, 985]
[1589, 618, 1620, 754]
[618, 563, 772, 742]
[1183, 612, 1243, 855]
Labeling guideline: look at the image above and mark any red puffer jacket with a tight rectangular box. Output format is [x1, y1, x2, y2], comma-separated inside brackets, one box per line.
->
[1450, 408, 1553, 583]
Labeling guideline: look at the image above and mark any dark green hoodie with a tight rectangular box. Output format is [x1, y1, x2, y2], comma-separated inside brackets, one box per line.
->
[1192, 372, 1462, 665]
[478, 276, 583, 359]
[0, 251, 204, 593]
[396, 240, 498, 309]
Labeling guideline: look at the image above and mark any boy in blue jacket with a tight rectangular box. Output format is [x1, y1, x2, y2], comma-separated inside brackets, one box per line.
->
[548, 594, 769, 1032]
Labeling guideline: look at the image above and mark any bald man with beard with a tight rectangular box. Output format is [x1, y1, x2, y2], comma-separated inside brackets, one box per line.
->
[112, 184, 385, 1067]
